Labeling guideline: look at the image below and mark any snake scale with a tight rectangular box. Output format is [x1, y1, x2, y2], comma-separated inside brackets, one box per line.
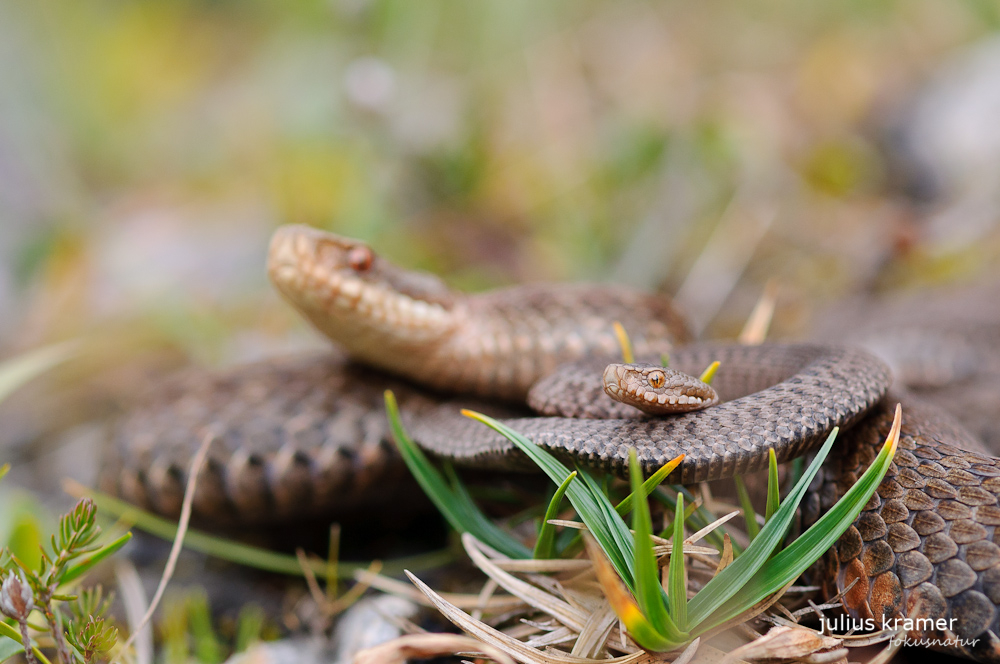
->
[100, 225, 1000, 661]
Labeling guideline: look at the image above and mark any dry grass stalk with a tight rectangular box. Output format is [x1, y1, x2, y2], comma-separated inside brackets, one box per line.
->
[463, 534, 591, 632]
[405, 570, 649, 664]
[719, 625, 844, 664]
[354, 568, 526, 613]
[738, 279, 779, 345]
[114, 431, 214, 662]
[352, 633, 516, 664]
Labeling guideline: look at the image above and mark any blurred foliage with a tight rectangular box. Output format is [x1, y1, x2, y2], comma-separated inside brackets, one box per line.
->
[1, 0, 999, 359]
[0, 2, 997, 655]
[159, 590, 271, 664]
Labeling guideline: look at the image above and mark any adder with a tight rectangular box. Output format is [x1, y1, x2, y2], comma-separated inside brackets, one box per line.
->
[101, 225, 1000, 662]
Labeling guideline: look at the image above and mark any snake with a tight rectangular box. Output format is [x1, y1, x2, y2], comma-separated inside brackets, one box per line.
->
[100, 224, 1000, 662]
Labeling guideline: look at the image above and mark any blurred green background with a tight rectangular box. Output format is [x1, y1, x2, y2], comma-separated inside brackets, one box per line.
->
[1, 0, 1000, 373]
[2, 3, 1000, 650]
[1, 3, 999, 657]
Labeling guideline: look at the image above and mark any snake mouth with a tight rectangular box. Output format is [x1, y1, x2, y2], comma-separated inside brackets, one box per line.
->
[602, 362, 719, 414]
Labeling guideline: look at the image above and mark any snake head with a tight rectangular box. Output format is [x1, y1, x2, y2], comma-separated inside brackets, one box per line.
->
[267, 225, 458, 353]
[602, 362, 719, 415]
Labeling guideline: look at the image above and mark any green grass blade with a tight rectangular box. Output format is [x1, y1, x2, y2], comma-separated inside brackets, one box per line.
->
[686, 428, 840, 625]
[463, 410, 637, 587]
[789, 456, 805, 488]
[533, 471, 576, 559]
[0, 341, 78, 405]
[764, 449, 780, 523]
[0, 622, 51, 664]
[189, 592, 225, 664]
[652, 487, 733, 554]
[667, 492, 688, 630]
[234, 605, 266, 652]
[385, 391, 531, 559]
[621, 612, 685, 651]
[0, 636, 25, 662]
[628, 452, 674, 638]
[532, 468, 628, 572]
[548, 452, 677, 560]
[76, 483, 451, 577]
[733, 475, 759, 541]
[561, 454, 688, 564]
[575, 466, 635, 583]
[0, 464, 8, 483]
[615, 455, 684, 518]
[0, 625, 25, 660]
[60, 533, 133, 585]
[586, 536, 684, 651]
[442, 462, 533, 559]
[697, 411, 901, 633]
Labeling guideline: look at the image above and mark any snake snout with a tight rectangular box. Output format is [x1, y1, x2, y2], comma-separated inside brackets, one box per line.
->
[269, 225, 368, 272]
[267, 226, 305, 290]
[267, 225, 380, 307]
[601, 365, 625, 400]
[603, 362, 720, 415]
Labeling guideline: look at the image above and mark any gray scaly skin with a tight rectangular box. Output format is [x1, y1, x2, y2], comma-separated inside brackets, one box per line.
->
[101, 225, 1000, 661]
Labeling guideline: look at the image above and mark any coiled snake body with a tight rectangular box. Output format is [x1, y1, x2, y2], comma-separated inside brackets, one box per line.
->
[102, 226, 1000, 662]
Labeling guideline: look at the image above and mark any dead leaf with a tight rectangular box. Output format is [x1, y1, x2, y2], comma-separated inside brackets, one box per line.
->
[720, 625, 843, 664]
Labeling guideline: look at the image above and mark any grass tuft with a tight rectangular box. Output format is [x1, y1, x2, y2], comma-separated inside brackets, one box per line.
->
[396, 403, 900, 654]
[384, 390, 531, 559]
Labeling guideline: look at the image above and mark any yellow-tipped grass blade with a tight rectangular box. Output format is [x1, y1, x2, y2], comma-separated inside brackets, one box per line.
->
[698, 361, 720, 385]
[585, 534, 685, 651]
[615, 454, 685, 517]
[613, 321, 635, 364]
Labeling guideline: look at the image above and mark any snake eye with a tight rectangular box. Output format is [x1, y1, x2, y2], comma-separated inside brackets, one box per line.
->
[347, 246, 374, 272]
[647, 370, 665, 389]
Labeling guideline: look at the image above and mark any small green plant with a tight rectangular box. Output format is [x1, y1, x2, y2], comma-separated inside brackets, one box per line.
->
[384, 390, 683, 562]
[385, 383, 901, 654]
[463, 405, 901, 651]
[64, 588, 117, 664]
[0, 343, 131, 664]
[0, 498, 131, 664]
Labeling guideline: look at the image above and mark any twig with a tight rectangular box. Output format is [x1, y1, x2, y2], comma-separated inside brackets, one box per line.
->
[114, 431, 214, 660]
